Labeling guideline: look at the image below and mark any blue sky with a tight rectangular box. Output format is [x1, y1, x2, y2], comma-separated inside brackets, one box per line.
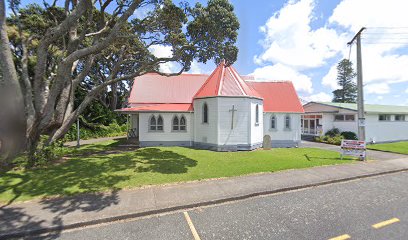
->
[15, 0, 408, 105]
[192, 0, 408, 105]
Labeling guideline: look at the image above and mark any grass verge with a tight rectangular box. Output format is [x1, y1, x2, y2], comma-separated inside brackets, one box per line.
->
[0, 140, 353, 204]
[368, 141, 408, 155]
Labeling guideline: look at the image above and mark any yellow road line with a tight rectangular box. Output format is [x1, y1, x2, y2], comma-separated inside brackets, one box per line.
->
[328, 234, 351, 240]
[372, 218, 400, 229]
[183, 211, 201, 240]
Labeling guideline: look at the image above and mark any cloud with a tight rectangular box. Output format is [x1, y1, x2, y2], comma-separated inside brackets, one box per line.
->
[189, 61, 203, 74]
[328, 0, 408, 94]
[365, 83, 390, 94]
[301, 92, 332, 102]
[321, 65, 340, 90]
[406, 88, 408, 94]
[148, 45, 178, 73]
[251, 63, 313, 93]
[254, 0, 347, 70]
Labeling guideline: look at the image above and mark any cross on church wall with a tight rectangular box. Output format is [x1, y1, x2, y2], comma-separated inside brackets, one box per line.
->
[229, 105, 237, 129]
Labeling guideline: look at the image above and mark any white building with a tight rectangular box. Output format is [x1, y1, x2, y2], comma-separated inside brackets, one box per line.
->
[302, 102, 408, 143]
[118, 61, 304, 151]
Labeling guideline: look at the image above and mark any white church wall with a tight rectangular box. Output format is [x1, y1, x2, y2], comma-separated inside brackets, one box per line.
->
[263, 113, 301, 147]
[217, 97, 251, 146]
[250, 99, 264, 146]
[139, 112, 194, 147]
[193, 98, 219, 145]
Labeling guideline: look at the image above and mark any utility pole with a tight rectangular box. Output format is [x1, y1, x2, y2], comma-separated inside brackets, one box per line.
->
[348, 27, 366, 160]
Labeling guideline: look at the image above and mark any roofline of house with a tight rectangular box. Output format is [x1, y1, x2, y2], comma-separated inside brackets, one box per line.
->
[193, 95, 263, 101]
[115, 109, 193, 114]
[305, 102, 408, 114]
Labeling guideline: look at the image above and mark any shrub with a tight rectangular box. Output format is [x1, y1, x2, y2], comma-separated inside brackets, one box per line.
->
[325, 128, 340, 137]
[63, 122, 127, 141]
[341, 131, 358, 140]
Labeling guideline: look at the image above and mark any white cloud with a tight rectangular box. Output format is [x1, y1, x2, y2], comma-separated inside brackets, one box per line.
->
[189, 61, 203, 74]
[251, 63, 313, 93]
[405, 88, 408, 94]
[254, 0, 347, 70]
[148, 45, 178, 73]
[328, 0, 408, 94]
[321, 65, 340, 90]
[365, 83, 390, 94]
[302, 92, 332, 102]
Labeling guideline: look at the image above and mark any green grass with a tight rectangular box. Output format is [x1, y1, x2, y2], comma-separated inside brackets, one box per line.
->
[368, 141, 408, 155]
[0, 140, 353, 204]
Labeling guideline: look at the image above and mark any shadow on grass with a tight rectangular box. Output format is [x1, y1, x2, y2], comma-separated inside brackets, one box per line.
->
[303, 154, 353, 161]
[0, 147, 196, 238]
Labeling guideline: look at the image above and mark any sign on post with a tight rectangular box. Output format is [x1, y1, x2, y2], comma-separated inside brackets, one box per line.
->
[340, 140, 366, 160]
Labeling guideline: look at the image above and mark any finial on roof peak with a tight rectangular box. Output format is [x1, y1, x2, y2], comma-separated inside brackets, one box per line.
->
[220, 59, 226, 65]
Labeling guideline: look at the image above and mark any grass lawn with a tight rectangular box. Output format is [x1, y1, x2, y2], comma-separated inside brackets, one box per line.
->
[0, 140, 353, 204]
[368, 141, 408, 155]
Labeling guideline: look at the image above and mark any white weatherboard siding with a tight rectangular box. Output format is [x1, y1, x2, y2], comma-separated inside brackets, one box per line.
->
[250, 100, 264, 145]
[264, 113, 301, 143]
[365, 114, 408, 143]
[216, 97, 260, 146]
[139, 112, 194, 146]
[193, 98, 218, 145]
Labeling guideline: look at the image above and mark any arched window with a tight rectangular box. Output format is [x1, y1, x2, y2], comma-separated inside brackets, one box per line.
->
[271, 115, 277, 130]
[172, 116, 179, 131]
[255, 104, 259, 125]
[157, 115, 164, 131]
[149, 115, 156, 131]
[180, 116, 186, 131]
[203, 103, 208, 123]
[284, 115, 291, 130]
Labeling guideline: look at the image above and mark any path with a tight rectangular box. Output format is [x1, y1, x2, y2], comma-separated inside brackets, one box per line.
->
[64, 136, 126, 147]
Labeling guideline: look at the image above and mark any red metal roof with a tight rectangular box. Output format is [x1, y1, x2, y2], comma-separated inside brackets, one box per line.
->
[117, 103, 193, 112]
[129, 73, 208, 104]
[247, 81, 304, 113]
[194, 62, 262, 99]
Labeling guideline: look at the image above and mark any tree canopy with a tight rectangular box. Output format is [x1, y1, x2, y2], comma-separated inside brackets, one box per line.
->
[332, 59, 357, 103]
[0, 0, 240, 165]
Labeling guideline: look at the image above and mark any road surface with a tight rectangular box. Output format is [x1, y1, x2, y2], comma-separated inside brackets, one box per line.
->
[32, 171, 408, 240]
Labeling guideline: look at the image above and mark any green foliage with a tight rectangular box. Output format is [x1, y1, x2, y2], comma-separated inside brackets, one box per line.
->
[12, 136, 65, 169]
[341, 131, 358, 140]
[63, 122, 127, 142]
[325, 128, 340, 137]
[0, 141, 353, 203]
[332, 59, 357, 103]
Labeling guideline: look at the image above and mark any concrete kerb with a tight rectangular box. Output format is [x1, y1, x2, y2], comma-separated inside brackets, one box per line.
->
[2, 166, 408, 239]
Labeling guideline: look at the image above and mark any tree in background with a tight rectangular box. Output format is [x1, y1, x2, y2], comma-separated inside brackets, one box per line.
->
[0, 0, 240, 166]
[332, 59, 357, 103]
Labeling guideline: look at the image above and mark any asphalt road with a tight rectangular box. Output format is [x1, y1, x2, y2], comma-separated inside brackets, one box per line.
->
[31, 171, 408, 240]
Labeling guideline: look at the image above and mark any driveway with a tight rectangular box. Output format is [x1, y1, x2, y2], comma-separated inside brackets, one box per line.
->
[301, 140, 406, 161]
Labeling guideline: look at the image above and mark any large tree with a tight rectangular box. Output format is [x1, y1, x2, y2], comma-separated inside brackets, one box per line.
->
[332, 59, 357, 103]
[0, 0, 239, 165]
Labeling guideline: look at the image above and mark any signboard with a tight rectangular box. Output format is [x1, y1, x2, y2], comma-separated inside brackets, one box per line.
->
[341, 140, 366, 159]
[358, 118, 366, 127]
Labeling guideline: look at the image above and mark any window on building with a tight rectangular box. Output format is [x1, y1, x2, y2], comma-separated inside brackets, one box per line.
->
[379, 114, 391, 121]
[334, 114, 355, 121]
[203, 103, 208, 123]
[395, 115, 406, 121]
[284, 115, 291, 129]
[172, 116, 179, 131]
[255, 104, 259, 125]
[157, 115, 163, 131]
[271, 115, 277, 130]
[180, 116, 186, 130]
[149, 115, 156, 131]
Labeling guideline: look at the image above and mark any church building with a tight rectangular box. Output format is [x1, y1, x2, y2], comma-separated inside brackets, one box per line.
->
[118, 61, 304, 151]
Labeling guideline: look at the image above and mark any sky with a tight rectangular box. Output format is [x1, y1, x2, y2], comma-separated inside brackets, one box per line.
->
[187, 0, 408, 105]
[14, 0, 408, 105]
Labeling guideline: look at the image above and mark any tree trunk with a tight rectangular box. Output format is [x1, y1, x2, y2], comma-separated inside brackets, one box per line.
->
[110, 82, 118, 110]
